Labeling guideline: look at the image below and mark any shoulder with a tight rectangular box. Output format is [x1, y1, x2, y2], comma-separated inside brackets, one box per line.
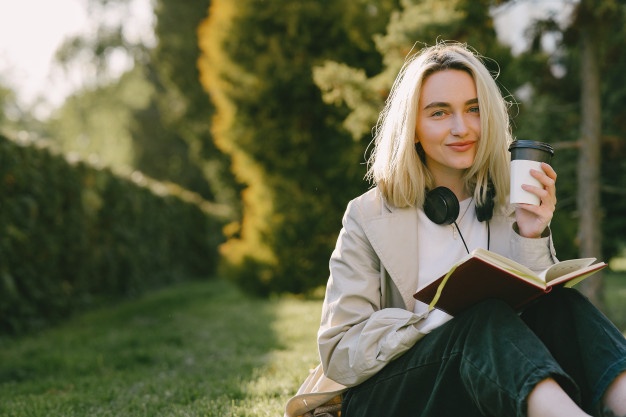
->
[344, 187, 388, 220]
[489, 203, 515, 230]
[494, 203, 515, 218]
[350, 187, 381, 207]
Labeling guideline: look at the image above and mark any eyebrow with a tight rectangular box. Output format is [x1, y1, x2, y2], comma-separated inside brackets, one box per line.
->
[423, 98, 479, 110]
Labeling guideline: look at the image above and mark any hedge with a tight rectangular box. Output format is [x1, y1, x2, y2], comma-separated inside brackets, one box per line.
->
[0, 134, 229, 334]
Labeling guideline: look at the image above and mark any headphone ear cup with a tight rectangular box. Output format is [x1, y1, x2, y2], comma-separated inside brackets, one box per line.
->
[424, 187, 460, 225]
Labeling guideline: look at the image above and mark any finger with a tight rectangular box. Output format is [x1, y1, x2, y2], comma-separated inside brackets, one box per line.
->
[516, 199, 554, 222]
[540, 162, 557, 181]
[530, 167, 556, 190]
[522, 186, 556, 211]
[514, 204, 553, 238]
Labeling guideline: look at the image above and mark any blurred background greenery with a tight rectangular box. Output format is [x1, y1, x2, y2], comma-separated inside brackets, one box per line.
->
[1, 0, 626, 335]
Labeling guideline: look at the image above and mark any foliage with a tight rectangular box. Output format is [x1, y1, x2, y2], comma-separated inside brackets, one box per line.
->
[507, 0, 626, 261]
[198, 0, 399, 294]
[45, 66, 152, 168]
[131, 0, 241, 208]
[314, 0, 519, 141]
[0, 83, 13, 126]
[0, 81, 40, 138]
[50, 0, 239, 209]
[312, 0, 626, 264]
[0, 134, 228, 334]
[0, 279, 323, 417]
[8, 0, 624, 309]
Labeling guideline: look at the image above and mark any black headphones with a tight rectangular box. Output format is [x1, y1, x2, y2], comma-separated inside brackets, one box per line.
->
[424, 184, 495, 252]
[416, 143, 495, 223]
[424, 184, 495, 225]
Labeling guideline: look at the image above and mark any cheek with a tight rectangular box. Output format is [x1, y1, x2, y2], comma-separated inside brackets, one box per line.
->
[470, 117, 481, 134]
[417, 139, 441, 160]
[416, 121, 441, 142]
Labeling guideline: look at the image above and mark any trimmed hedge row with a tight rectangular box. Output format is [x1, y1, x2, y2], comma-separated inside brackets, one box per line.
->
[0, 135, 229, 334]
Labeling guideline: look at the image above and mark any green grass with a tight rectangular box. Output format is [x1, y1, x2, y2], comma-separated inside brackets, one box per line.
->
[0, 279, 322, 417]
[1, 273, 625, 417]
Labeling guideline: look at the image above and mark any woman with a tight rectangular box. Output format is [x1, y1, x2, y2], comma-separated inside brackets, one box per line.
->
[285, 43, 626, 417]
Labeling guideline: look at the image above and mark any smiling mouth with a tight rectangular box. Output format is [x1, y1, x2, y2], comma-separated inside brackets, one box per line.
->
[448, 141, 475, 151]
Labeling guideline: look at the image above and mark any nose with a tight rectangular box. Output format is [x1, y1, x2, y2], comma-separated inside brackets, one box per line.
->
[450, 114, 468, 137]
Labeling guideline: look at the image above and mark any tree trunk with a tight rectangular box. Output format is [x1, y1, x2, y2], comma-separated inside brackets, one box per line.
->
[576, 15, 604, 308]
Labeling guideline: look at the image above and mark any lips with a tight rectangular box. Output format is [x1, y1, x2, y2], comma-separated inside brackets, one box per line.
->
[447, 141, 475, 152]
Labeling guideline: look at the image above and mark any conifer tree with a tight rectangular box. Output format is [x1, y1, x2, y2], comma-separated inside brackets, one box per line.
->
[314, 0, 518, 141]
[199, 0, 398, 293]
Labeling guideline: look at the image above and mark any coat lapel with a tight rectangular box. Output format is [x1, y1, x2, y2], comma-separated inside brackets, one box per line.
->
[361, 202, 419, 311]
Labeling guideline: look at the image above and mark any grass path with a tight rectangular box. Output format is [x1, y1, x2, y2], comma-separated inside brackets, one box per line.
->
[0, 279, 322, 417]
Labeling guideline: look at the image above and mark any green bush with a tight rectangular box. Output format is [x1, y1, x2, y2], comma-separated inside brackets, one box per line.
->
[0, 135, 228, 334]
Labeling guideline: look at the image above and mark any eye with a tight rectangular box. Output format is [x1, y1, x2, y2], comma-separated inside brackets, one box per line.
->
[468, 106, 480, 114]
[430, 110, 446, 117]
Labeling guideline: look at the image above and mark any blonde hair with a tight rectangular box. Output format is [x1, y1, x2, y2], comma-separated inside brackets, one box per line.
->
[366, 42, 512, 211]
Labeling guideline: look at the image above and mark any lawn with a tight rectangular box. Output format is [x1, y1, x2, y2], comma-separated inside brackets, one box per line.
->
[0, 272, 624, 417]
[0, 279, 322, 417]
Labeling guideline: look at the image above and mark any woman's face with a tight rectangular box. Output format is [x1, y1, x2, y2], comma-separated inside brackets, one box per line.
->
[415, 69, 480, 182]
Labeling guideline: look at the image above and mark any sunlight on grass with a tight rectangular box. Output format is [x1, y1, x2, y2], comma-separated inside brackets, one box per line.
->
[223, 297, 322, 416]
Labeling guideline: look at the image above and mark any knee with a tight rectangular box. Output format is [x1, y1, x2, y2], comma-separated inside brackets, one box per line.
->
[544, 287, 592, 310]
[458, 299, 518, 328]
[552, 286, 585, 300]
[467, 298, 515, 316]
[524, 287, 596, 324]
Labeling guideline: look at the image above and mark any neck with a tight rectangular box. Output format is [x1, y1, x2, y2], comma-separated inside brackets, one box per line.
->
[429, 167, 469, 201]
[433, 179, 469, 201]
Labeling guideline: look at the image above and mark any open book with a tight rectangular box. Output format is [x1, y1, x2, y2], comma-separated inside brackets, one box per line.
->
[413, 248, 607, 316]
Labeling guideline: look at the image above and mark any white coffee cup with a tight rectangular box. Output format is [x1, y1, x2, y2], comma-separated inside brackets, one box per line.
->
[509, 140, 554, 206]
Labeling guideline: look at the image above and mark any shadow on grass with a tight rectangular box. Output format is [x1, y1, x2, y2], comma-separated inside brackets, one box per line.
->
[0, 278, 286, 416]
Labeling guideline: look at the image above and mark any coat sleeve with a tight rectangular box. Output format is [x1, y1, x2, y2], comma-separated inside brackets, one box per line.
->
[490, 209, 559, 274]
[509, 223, 558, 273]
[317, 197, 427, 387]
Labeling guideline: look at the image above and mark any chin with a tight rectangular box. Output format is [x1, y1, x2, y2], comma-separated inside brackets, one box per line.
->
[454, 159, 475, 170]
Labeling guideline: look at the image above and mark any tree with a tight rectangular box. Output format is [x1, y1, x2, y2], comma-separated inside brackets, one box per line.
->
[0, 82, 16, 132]
[49, 0, 238, 206]
[507, 0, 626, 307]
[314, 0, 519, 142]
[198, 0, 399, 294]
[46, 66, 155, 169]
[574, 0, 604, 305]
[570, 0, 626, 306]
[0, 74, 49, 142]
[316, 0, 626, 307]
[135, 0, 240, 206]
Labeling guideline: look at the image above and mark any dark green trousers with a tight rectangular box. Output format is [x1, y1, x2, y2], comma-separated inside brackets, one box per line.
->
[342, 288, 626, 417]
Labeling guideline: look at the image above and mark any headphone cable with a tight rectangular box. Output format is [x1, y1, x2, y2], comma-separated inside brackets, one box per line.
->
[453, 221, 491, 255]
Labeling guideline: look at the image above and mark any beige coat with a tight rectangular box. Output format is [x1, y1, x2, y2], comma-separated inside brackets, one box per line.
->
[285, 188, 557, 417]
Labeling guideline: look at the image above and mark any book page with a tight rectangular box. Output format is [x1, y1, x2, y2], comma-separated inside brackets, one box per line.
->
[471, 248, 538, 280]
[540, 258, 597, 283]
